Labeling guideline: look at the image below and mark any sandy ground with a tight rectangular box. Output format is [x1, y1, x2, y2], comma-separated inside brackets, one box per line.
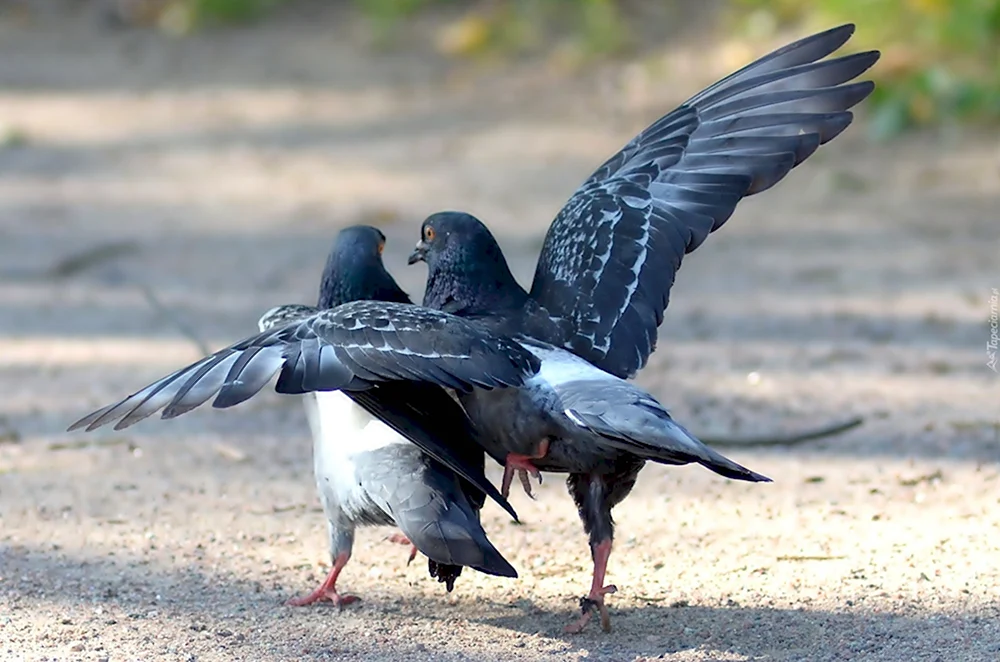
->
[1, 3, 999, 661]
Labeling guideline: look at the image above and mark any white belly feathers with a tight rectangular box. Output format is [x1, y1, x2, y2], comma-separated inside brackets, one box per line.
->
[309, 391, 408, 453]
[305, 391, 409, 515]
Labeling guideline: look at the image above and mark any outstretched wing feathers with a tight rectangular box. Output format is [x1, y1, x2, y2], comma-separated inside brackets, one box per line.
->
[686, 24, 856, 106]
[68, 300, 540, 432]
[530, 24, 878, 378]
[258, 306, 519, 521]
[694, 51, 878, 111]
[163, 352, 247, 419]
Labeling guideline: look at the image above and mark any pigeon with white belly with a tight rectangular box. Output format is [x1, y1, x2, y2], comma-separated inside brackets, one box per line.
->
[69, 226, 531, 605]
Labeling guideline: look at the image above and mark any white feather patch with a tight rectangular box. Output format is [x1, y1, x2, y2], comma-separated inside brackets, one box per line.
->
[521, 343, 617, 388]
[311, 391, 408, 454]
[307, 391, 409, 516]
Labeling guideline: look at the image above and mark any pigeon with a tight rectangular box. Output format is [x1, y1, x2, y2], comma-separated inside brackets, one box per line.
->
[406, 25, 879, 632]
[257, 225, 520, 604]
[68, 225, 540, 604]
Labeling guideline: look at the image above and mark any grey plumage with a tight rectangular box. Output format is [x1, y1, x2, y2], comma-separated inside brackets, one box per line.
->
[408, 25, 878, 633]
[67, 299, 539, 433]
[258, 303, 517, 522]
[67, 225, 524, 604]
[354, 441, 514, 577]
[530, 24, 877, 380]
[261, 303, 517, 602]
[253, 226, 522, 602]
[456, 341, 769, 481]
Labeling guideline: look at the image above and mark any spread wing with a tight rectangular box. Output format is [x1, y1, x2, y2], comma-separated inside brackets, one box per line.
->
[68, 300, 540, 432]
[529, 24, 879, 378]
[259, 305, 518, 520]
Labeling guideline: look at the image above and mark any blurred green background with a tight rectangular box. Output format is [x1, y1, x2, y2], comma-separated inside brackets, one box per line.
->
[111, 0, 1000, 139]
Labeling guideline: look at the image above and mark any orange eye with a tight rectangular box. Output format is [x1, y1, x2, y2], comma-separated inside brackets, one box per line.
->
[424, 226, 436, 242]
[377, 241, 384, 255]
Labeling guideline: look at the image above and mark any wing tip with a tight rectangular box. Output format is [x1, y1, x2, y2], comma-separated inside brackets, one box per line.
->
[497, 497, 519, 523]
[67, 405, 120, 433]
[846, 79, 877, 106]
[66, 416, 94, 433]
[817, 22, 856, 46]
[111, 418, 133, 432]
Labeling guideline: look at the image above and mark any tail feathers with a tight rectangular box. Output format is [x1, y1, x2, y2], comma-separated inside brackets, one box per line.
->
[471, 540, 518, 578]
[566, 407, 771, 484]
[397, 506, 517, 579]
[666, 417, 771, 483]
[695, 446, 772, 483]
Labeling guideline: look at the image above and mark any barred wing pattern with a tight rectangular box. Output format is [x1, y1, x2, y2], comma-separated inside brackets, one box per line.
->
[69, 300, 540, 432]
[529, 24, 879, 378]
[258, 303, 520, 521]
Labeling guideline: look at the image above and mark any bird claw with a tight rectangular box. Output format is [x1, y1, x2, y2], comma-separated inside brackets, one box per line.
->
[502, 464, 543, 500]
[286, 552, 360, 608]
[564, 584, 617, 634]
[500, 440, 550, 500]
[517, 468, 542, 499]
[286, 589, 361, 609]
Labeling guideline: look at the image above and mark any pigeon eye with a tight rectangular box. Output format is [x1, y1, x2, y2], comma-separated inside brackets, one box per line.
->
[378, 241, 384, 255]
[424, 226, 436, 242]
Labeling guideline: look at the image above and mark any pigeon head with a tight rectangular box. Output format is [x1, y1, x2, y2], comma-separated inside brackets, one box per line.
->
[408, 211, 528, 316]
[407, 212, 495, 267]
[318, 225, 411, 309]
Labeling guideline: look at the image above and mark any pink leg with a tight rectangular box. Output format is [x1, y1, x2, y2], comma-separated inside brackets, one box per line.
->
[564, 539, 618, 633]
[285, 552, 361, 608]
[500, 439, 550, 499]
[388, 532, 418, 565]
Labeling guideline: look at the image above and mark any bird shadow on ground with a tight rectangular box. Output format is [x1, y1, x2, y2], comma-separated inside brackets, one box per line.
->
[458, 598, 996, 661]
[3, 543, 996, 662]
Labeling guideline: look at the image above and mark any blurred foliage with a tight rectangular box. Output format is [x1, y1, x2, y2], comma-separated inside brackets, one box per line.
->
[144, 0, 629, 55]
[137, 0, 1000, 136]
[123, 0, 286, 33]
[356, 0, 630, 57]
[733, 0, 1000, 138]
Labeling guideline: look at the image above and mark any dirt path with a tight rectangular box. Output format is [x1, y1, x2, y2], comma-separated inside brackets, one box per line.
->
[1, 4, 999, 661]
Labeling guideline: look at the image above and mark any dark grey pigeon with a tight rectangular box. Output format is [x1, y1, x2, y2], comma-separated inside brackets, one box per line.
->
[407, 25, 879, 632]
[68, 225, 537, 605]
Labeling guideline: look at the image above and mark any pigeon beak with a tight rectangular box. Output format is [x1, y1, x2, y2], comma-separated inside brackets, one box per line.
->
[407, 241, 427, 265]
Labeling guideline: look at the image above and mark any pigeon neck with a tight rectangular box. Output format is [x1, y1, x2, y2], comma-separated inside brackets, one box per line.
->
[317, 255, 410, 309]
[422, 250, 528, 318]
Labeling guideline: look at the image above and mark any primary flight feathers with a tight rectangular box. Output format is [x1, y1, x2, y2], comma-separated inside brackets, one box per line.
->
[258, 302, 520, 523]
[529, 24, 878, 379]
[68, 300, 541, 433]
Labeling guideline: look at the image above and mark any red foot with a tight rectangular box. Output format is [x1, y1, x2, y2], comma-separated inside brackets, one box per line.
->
[387, 532, 418, 565]
[501, 439, 550, 499]
[564, 584, 617, 633]
[286, 552, 360, 609]
[286, 587, 361, 608]
[564, 539, 617, 633]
